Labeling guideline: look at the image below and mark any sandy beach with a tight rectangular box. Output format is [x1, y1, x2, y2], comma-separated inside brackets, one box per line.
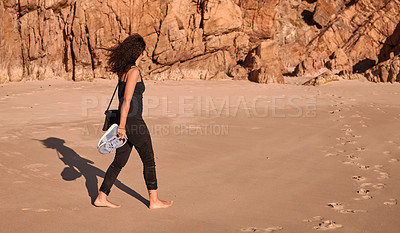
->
[0, 78, 399, 233]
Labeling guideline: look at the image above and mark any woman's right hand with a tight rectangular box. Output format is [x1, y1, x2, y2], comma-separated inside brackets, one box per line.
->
[117, 126, 127, 139]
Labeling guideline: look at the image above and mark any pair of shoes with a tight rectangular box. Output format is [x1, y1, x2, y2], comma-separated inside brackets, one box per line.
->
[98, 124, 127, 154]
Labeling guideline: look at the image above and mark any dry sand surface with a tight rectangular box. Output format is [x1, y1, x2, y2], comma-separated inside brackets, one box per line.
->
[0, 78, 399, 233]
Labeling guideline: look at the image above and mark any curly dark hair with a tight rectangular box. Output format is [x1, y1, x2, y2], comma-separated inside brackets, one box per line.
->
[105, 33, 146, 78]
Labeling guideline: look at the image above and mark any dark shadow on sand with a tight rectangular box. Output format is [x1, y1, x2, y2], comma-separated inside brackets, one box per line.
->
[39, 137, 149, 207]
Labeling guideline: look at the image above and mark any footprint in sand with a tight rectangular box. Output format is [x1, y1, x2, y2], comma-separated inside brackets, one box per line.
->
[352, 176, 366, 181]
[344, 130, 361, 137]
[342, 161, 357, 165]
[372, 183, 386, 189]
[339, 209, 367, 214]
[345, 131, 362, 138]
[347, 154, 360, 160]
[373, 167, 389, 179]
[329, 109, 341, 114]
[355, 195, 373, 200]
[325, 153, 337, 157]
[327, 202, 343, 210]
[384, 199, 397, 206]
[357, 188, 370, 195]
[241, 226, 283, 232]
[389, 158, 399, 163]
[302, 216, 324, 223]
[376, 108, 386, 113]
[327, 202, 365, 214]
[342, 127, 353, 132]
[359, 183, 373, 187]
[354, 188, 372, 200]
[377, 172, 390, 180]
[356, 147, 366, 152]
[314, 220, 343, 230]
[358, 165, 370, 170]
[342, 140, 356, 145]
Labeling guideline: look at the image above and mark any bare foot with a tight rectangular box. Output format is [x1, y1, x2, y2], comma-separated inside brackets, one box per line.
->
[148, 190, 173, 209]
[149, 200, 173, 209]
[93, 191, 120, 208]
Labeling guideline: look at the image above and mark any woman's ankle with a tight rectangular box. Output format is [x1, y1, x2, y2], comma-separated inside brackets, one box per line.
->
[148, 189, 159, 201]
[98, 191, 108, 199]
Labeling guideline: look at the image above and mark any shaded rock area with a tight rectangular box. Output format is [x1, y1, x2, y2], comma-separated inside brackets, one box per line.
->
[0, 0, 399, 84]
[366, 55, 400, 83]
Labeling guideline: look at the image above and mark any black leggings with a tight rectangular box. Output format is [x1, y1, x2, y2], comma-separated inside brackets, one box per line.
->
[99, 115, 157, 195]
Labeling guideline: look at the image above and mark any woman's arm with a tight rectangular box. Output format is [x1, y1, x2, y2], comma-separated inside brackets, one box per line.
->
[117, 68, 140, 138]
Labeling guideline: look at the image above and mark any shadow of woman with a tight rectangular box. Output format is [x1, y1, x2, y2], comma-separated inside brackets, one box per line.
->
[39, 137, 149, 207]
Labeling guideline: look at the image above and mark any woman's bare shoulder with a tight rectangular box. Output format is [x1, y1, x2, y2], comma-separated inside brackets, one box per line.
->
[125, 67, 140, 83]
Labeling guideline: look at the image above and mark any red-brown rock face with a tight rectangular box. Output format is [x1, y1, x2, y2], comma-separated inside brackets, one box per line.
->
[292, 0, 400, 79]
[0, 0, 399, 84]
[366, 55, 400, 83]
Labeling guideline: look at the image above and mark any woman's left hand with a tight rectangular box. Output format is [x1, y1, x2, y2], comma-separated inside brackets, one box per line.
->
[117, 127, 127, 139]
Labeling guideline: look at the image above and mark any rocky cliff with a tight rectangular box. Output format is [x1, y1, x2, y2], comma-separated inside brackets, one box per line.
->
[0, 0, 399, 84]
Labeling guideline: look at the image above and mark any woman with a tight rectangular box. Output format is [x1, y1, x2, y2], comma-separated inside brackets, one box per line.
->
[94, 34, 173, 209]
